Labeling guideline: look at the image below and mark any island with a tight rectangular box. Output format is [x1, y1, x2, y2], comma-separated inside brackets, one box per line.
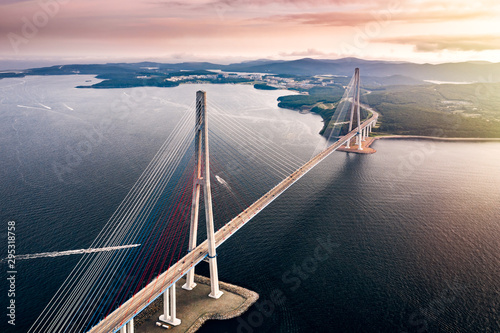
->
[1, 58, 500, 138]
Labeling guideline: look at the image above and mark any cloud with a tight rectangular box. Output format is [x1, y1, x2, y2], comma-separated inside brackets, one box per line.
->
[373, 35, 500, 52]
[145, 0, 379, 20]
[279, 48, 338, 57]
[264, 8, 493, 27]
[152, 0, 373, 8]
[1, 0, 32, 4]
[1, 0, 499, 62]
[214, 0, 373, 5]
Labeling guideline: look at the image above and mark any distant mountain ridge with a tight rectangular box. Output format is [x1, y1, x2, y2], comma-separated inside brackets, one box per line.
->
[223, 58, 500, 82]
[2, 57, 500, 83]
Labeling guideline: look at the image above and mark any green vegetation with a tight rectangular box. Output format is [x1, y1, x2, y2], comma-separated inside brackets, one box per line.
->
[0, 72, 24, 79]
[366, 83, 500, 138]
[169, 70, 215, 77]
[275, 82, 500, 138]
[203, 77, 252, 84]
[254, 83, 278, 90]
[77, 77, 179, 89]
[277, 85, 348, 134]
[3, 61, 499, 138]
[278, 86, 345, 109]
[77, 70, 252, 88]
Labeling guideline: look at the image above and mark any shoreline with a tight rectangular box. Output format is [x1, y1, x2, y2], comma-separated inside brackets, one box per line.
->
[374, 135, 500, 142]
[185, 275, 259, 333]
[134, 274, 258, 333]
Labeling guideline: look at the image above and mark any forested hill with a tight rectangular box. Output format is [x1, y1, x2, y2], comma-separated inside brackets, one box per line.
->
[2, 58, 500, 83]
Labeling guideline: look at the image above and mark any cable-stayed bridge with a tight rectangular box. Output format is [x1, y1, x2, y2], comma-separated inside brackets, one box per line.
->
[29, 68, 377, 333]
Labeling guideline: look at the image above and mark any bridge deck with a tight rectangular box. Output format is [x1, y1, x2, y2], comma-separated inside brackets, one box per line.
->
[88, 112, 378, 333]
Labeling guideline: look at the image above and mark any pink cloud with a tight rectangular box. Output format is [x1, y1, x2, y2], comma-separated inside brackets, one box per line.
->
[1, 0, 499, 62]
[263, 8, 493, 27]
[279, 48, 339, 57]
[374, 35, 500, 52]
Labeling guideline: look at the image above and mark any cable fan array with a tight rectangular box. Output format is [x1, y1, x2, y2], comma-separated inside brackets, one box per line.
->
[29, 102, 199, 333]
[322, 73, 361, 143]
[29, 94, 315, 333]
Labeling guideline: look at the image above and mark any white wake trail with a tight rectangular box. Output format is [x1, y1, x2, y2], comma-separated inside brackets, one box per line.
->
[216, 175, 240, 199]
[215, 175, 229, 187]
[3, 244, 141, 261]
[38, 103, 52, 109]
[17, 105, 47, 110]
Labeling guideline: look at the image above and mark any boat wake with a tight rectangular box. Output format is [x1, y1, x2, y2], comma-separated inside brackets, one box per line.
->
[2, 244, 141, 262]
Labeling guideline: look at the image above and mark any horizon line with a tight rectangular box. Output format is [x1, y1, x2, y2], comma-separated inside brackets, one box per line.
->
[0, 56, 498, 71]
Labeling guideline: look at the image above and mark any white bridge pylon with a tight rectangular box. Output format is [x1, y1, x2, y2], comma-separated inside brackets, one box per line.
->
[344, 68, 371, 150]
[159, 91, 223, 328]
[182, 90, 223, 299]
[158, 90, 223, 326]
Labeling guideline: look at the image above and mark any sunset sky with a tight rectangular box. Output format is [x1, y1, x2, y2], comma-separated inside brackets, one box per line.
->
[1, 0, 500, 66]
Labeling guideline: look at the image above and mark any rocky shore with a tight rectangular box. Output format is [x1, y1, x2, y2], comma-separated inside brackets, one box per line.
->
[375, 135, 500, 142]
[134, 274, 258, 333]
[185, 275, 259, 333]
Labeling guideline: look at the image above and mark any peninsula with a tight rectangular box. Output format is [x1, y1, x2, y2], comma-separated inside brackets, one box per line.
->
[2, 58, 499, 139]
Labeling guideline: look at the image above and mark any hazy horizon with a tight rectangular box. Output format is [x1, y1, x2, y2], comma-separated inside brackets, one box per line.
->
[1, 0, 499, 68]
[1, 55, 499, 72]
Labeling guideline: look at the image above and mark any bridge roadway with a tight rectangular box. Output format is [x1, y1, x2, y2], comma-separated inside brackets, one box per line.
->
[87, 111, 378, 333]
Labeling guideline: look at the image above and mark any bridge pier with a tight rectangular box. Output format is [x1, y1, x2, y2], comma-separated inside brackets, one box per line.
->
[159, 283, 181, 326]
[357, 131, 363, 150]
[119, 318, 134, 333]
[340, 69, 377, 152]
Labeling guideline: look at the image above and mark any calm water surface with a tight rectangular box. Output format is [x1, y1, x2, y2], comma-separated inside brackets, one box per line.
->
[0, 76, 498, 333]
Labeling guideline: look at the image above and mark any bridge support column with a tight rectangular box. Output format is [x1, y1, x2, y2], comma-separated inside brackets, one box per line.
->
[127, 319, 134, 333]
[201, 91, 223, 300]
[354, 69, 363, 150]
[183, 91, 223, 299]
[183, 93, 204, 291]
[183, 166, 202, 290]
[357, 131, 363, 150]
[159, 283, 181, 326]
[119, 319, 134, 333]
